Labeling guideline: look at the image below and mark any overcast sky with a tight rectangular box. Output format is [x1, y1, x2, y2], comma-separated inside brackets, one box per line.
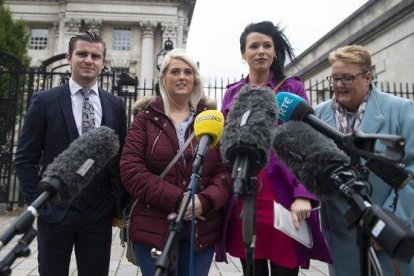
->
[186, 0, 368, 82]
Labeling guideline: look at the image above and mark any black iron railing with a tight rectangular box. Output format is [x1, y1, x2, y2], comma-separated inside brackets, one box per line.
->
[1, 67, 413, 208]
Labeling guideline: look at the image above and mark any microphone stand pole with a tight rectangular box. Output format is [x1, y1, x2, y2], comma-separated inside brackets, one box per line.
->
[154, 167, 202, 276]
[0, 176, 63, 250]
[345, 193, 383, 276]
[341, 146, 385, 276]
[331, 162, 383, 276]
[241, 179, 256, 276]
[0, 228, 37, 276]
[0, 179, 63, 273]
[0, 191, 51, 250]
[233, 155, 256, 276]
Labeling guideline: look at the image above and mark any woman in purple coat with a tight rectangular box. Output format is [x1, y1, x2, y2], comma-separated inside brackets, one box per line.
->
[217, 21, 332, 276]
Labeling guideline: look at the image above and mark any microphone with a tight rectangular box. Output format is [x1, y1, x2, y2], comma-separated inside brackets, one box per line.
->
[0, 126, 119, 249]
[39, 126, 120, 204]
[273, 121, 352, 200]
[193, 110, 224, 174]
[220, 86, 278, 196]
[276, 92, 413, 190]
[273, 121, 414, 262]
[276, 91, 344, 144]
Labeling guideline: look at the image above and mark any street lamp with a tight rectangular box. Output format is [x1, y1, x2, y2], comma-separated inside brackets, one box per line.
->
[156, 38, 174, 71]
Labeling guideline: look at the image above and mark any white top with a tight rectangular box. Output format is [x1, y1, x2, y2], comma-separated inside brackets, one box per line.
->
[69, 78, 103, 135]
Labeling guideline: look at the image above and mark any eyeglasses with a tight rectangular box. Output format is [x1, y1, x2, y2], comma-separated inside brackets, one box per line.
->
[327, 71, 368, 85]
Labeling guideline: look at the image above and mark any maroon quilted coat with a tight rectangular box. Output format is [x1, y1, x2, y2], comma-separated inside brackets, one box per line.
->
[120, 96, 231, 252]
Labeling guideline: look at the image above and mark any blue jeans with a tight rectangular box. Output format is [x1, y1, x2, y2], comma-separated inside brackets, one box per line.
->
[134, 240, 214, 276]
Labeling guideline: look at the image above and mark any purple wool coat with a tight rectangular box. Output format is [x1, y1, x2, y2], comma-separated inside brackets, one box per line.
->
[215, 75, 333, 267]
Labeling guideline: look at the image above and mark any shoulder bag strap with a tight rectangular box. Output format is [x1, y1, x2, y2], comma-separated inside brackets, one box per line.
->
[160, 131, 195, 178]
[272, 77, 288, 93]
[128, 131, 196, 214]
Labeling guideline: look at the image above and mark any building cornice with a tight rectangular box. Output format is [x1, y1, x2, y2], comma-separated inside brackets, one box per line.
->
[286, 0, 414, 79]
[6, 0, 196, 26]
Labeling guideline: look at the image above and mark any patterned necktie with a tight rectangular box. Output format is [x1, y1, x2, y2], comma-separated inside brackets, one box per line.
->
[79, 88, 95, 133]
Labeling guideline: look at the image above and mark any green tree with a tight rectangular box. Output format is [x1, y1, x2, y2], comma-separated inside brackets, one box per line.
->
[0, 0, 30, 150]
[0, 0, 30, 68]
[0, 0, 30, 98]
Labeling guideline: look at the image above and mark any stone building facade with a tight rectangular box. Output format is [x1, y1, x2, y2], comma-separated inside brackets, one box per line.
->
[5, 0, 196, 87]
[285, 0, 414, 87]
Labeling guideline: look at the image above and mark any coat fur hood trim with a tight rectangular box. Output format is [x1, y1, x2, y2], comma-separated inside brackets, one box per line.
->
[131, 95, 217, 116]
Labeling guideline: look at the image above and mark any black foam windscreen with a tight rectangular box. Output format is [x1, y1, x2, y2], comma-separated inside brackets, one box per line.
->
[40, 126, 120, 204]
[273, 121, 350, 199]
[220, 85, 278, 175]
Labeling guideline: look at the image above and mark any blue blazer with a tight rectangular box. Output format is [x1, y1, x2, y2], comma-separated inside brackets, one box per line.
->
[315, 86, 414, 275]
[15, 82, 127, 223]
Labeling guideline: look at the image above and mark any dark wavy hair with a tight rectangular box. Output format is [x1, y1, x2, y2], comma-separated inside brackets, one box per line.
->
[240, 21, 296, 82]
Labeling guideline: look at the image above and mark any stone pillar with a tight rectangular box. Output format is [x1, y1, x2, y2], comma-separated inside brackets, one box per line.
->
[177, 17, 185, 48]
[130, 25, 140, 76]
[56, 2, 66, 55]
[52, 21, 60, 56]
[53, 14, 68, 55]
[139, 21, 156, 90]
[182, 18, 189, 48]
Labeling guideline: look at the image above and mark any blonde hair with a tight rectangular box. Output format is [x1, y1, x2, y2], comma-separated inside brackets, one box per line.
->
[158, 48, 204, 119]
[328, 45, 372, 72]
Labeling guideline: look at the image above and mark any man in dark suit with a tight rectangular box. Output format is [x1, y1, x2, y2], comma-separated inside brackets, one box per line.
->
[14, 31, 127, 276]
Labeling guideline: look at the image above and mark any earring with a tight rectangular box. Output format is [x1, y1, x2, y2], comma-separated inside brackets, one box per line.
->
[242, 59, 246, 64]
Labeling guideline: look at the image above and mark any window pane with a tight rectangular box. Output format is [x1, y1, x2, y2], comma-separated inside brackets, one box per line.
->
[29, 28, 48, 50]
[113, 28, 131, 51]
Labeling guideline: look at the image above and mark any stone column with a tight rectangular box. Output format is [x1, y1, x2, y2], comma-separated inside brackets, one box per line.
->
[52, 21, 59, 56]
[56, 2, 66, 55]
[182, 18, 189, 48]
[139, 21, 156, 91]
[177, 17, 185, 48]
[54, 14, 66, 56]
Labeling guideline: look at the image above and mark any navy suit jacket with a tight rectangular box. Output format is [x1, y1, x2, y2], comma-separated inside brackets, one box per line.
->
[15, 82, 127, 223]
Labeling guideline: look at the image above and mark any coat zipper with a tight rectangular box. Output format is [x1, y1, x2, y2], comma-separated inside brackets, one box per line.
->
[151, 129, 163, 155]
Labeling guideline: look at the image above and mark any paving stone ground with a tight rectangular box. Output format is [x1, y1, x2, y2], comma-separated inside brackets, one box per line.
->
[0, 206, 329, 275]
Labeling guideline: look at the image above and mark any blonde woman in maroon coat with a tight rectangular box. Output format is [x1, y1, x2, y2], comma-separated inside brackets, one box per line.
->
[120, 49, 231, 276]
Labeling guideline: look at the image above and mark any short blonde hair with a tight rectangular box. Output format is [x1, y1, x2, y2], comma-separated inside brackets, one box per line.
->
[328, 45, 372, 72]
[158, 48, 204, 118]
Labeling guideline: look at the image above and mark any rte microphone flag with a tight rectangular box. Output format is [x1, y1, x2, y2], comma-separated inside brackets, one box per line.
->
[276, 91, 344, 145]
